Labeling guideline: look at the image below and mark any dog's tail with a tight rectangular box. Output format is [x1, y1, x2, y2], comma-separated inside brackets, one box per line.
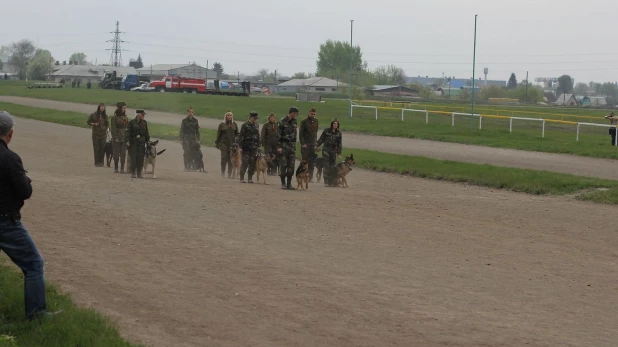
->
[157, 149, 167, 155]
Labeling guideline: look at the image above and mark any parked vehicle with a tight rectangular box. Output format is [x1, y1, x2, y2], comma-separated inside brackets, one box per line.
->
[206, 79, 251, 96]
[121, 74, 150, 91]
[131, 83, 155, 92]
[149, 76, 207, 93]
[99, 71, 123, 90]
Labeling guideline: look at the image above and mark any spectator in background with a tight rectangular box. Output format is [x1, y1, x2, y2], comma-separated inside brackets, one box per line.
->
[605, 112, 617, 146]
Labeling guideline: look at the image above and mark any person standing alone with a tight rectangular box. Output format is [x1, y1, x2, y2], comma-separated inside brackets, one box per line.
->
[0, 111, 61, 320]
[605, 112, 617, 146]
[299, 107, 319, 182]
[180, 107, 200, 171]
[126, 110, 150, 178]
[87, 103, 109, 167]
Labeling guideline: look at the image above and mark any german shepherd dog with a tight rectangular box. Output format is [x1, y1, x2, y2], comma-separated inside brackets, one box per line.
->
[334, 154, 355, 188]
[142, 140, 166, 179]
[104, 140, 113, 167]
[295, 160, 310, 190]
[230, 143, 242, 179]
[256, 152, 275, 185]
[189, 142, 205, 172]
[309, 152, 324, 183]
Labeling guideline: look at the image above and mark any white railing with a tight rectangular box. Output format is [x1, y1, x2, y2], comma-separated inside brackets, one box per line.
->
[577, 123, 617, 146]
[351, 104, 378, 120]
[452, 112, 482, 129]
[510, 117, 546, 138]
[401, 109, 429, 123]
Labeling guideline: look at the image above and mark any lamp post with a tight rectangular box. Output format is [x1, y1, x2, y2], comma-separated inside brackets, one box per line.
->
[349, 19, 354, 118]
[470, 14, 478, 130]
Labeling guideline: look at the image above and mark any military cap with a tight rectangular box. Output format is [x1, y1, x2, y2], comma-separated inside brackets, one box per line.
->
[289, 106, 299, 113]
[249, 111, 258, 119]
[116, 101, 126, 107]
[136, 109, 147, 114]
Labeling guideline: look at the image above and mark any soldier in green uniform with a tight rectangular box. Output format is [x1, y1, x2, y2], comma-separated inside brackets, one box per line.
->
[277, 106, 299, 190]
[236, 112, 261, 183]
[125, 110, 150, 178]
[299, 107, 319, 182]
[110, 102, 128, 173]
[87, 103, 109, 167]
[180, 107, 200, 171]
[261, 112, 279, 176]
[316, 119, 343, 187]
[215, 110, 239, 178]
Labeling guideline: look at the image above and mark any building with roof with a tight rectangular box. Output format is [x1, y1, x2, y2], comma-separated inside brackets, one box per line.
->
[576, 96, 607, 107]
[277, 77, 348, 93]
[555, 94, 578, 106]
[136, 63, 216, 80]
[1, 53, 19, 79]
[367, 85, 419, 98]
[406, 76, 506, 88]
[50, 64, 136, 83]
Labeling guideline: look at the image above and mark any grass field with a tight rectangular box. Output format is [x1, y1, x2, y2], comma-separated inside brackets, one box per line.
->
[0, 261, 140, 347]
[1, 81, 617, 159]
[2, 101, 618, 204]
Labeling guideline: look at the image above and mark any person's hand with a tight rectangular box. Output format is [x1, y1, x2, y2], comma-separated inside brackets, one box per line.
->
[302, 144, 307, 148]
[337, 154, 342, 160]
[215, 144, 220, 149]
[277, 148, 282, 153]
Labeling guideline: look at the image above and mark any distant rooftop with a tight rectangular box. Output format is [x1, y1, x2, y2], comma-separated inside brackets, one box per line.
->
[278, 77, 348, 87]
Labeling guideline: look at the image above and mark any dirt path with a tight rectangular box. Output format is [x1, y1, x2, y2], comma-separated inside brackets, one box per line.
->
[3, 117, 617, 347]
[2, 96, 617, 180]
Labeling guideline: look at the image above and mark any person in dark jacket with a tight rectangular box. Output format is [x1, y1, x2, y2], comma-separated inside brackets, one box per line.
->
[0, 111, 61, 320]
[125, 110, 150, 178]
[87, 103, 109, 167]
[299, 107, 319, 182]
[316, 119, 343, 187]
[261, 112, 279, 176]
[236, 111, 261, 183]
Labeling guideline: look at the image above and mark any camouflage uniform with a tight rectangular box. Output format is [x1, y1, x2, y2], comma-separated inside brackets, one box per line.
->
[316, 128, 342, 186]
[299, 116, 319, 181]
[215, 120, 239, 177]
[236, 120, 261, 182]
[180, 116, 200, 170]
[110, 111, 128, 173]
[125, 116, 150, 178]
[277, 115, 298, 185]
[87, 112, 109, 167]
[261, 119, 279, 175]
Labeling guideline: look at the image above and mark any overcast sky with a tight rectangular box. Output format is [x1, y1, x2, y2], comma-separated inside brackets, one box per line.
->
[2, 0, 617, 84]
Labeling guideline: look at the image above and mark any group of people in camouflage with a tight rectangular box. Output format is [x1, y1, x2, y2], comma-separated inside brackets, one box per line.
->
[215, 106, 343, 189]
[88, 103, 343, 188]
[88, 102, 151, 178]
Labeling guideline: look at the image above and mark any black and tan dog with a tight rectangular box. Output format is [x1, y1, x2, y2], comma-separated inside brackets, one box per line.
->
[104, 139, 113, 167]
[256, 152, 275, 185]
[142, 140, 166, 179]
[295, 159, 309, 191]
[309, 152, 325, 183]
[188, 142, 205, 172]
[230, 143, 242, 179]
[334, 154, 355, 188]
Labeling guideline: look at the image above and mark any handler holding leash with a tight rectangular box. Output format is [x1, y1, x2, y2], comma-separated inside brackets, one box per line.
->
[316, 119, 342, 187]
[0, 111, 61, 320]
[299, 107, 319, 182]
[126, 109, 150, 178]
[236, 111, 261, 183]
[180, 107, 200, 171]
[87, 103, 109, 167]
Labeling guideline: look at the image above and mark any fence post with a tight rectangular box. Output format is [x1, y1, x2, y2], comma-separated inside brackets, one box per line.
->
[576, 123, 580, 142]
[509, 118, 513, 133]
[542, 120, 545, 138]
[375, 107, 378, 120]
[401, 109, 404, 122]
[615, 126, 617, 146]
[425, 111, 429, 124]
[451, 112, 455, 127]
[479, 115, 482, 130]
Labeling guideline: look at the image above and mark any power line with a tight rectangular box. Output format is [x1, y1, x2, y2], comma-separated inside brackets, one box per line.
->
[106, 22, 124, 67]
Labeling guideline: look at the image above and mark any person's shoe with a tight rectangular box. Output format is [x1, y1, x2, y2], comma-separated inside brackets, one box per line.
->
[280, 176, 286, 189]
[221, 171, 225, 177]
[131, 173, 137, 178]
[248, 175, 254, 184]
[239, 174, 245, 183]
[29, 310, 63, 321]
[286, 176, 295, 190]
[114, 161, 119, 173]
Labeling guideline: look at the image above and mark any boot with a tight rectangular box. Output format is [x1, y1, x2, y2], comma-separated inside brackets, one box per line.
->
[120, 161, 125, 174]
[131, 169, 137, 178]
[286, 176, 295, 190]
[137, 167, 143, 178]
[280, 175, 286, 189]
[239, 173, 246, 183]
[114, 160, 119, 173]
[248, 174, 253, 184]
[221, 170, 225, 177]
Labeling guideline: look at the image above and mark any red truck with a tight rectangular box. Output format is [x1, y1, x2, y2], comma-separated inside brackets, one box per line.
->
[150, 76, 206, 93]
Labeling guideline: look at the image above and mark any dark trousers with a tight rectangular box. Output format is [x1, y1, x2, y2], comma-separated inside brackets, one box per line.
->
[0, 220, 46, 319]
[130, 143, 145, 175]
[323, 150, 337, 185]
[279, 149, 296, 177]
[220, 146, 232, 174]
[241, 148, 258, 177]
[301, 145, 316, 179]
[610, 128, 616, 146]
[264, 143, 279, 174]
[183, 139, 197, 169]
[92, 137, 106, 166]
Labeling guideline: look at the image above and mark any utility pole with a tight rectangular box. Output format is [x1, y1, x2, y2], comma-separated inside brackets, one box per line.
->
[107, 21, 124, 67]
[274, 69, 277, 83]
[525, 71, 529, 104]
[470, 15, 478, 131]
[349, 19, 354, 118]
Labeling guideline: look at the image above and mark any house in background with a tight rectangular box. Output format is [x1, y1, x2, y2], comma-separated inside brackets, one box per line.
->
[277, 77, 347, 93]
[51, 64, 136, 83]
[136, 64, 216, 80]
[1, 53, 19, 79]
[406, 76, 506, 88]
[555, 94, 578, 106]
[576, 96, 607, 107]
[368, 85, 419, 98]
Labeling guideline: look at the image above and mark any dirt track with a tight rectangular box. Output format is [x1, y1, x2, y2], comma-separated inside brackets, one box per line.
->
[1, 96, 617, 180]
[4, 117, 617, 347]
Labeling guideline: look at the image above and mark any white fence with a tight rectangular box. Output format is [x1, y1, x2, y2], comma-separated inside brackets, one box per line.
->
[451, 112, 482, 129]
[510, 117, 546, 138]
[401, 109, 429, 123]
[577, 123, 617, 146]
[351, 104, 378, 120]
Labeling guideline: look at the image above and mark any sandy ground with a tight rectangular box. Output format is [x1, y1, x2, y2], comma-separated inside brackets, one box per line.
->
[1, 96, 617, 180]
[2, 117, 616, 347]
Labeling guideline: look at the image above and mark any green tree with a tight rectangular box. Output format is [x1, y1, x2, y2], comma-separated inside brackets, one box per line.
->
[574, 82, 589, 95]
[507, 73, 518, 89]
[557, 75, 574, 94]
[291, 72, 314, 79]
[600, 82, 617, 98]
[371, 65, 406, 85]
[69, 52, 87, 65]
[316, 39, 366, 82]
[9, 39, 36, 79]
[28, 49, 54, 80]
[212, 62, 224, 78]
